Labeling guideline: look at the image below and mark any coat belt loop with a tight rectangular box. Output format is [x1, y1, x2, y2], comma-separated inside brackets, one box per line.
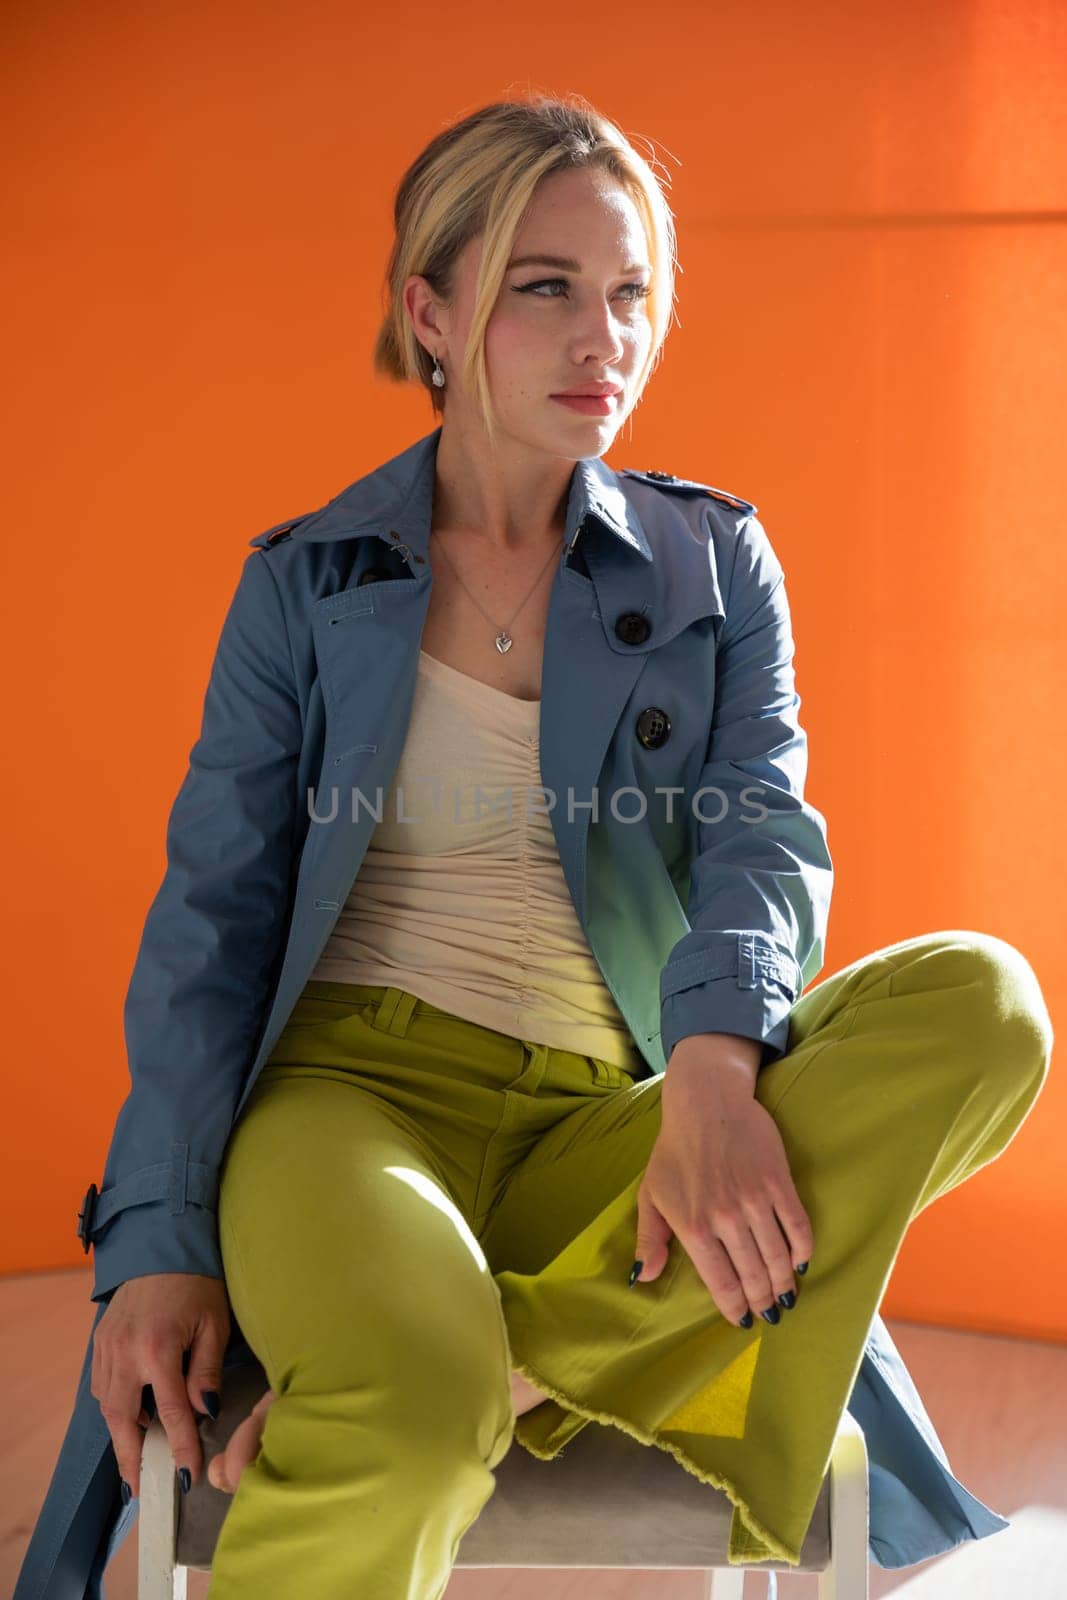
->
[169, 1142, 190, 1214]
[737, 933, 758, 990]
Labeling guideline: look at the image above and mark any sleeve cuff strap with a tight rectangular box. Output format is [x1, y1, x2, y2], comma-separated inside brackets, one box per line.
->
[76, 1143, 219, 1253]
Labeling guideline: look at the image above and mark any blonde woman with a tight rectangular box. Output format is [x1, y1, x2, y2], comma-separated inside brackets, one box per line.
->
[17, 94, 1052, 1600]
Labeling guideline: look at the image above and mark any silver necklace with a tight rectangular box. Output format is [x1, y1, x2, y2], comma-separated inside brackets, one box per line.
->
[430, 529, 563, 654]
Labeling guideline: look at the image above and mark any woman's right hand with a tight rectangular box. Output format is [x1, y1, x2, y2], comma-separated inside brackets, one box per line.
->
[90, 1273, 231, 1500]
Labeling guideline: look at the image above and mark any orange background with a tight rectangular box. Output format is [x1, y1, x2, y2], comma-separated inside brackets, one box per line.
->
[2, 2, 1063, 1341]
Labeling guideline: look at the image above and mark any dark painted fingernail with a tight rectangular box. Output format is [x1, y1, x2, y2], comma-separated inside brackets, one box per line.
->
[120, 1478, 133, 1506]
[202, 1390, 221, 1420]
[178, 1467, 191, 1493]
[796, 1260, 809, 1274]
[739, 1310, 754, 1328]
[628, 1259, 643, 1287]
[760, 1304, 781, 1324]
[778, 1289, 797, 1309]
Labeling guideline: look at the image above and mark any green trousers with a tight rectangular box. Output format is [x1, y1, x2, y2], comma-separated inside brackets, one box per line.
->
[208, 929, 1051, 1598]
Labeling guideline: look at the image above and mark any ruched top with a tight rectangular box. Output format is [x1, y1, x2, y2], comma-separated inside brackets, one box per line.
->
[307, 648, 645, 1073]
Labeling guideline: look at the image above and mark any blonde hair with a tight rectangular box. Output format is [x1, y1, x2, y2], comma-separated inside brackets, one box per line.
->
[372, 91, 679, 449]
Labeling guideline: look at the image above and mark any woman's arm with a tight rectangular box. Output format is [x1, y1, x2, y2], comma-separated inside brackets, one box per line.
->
[658, 509, 833, 1075]
[84, 547, 303, 1302]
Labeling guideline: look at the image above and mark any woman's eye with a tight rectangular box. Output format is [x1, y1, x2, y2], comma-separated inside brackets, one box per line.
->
[515, 278, 651, 303]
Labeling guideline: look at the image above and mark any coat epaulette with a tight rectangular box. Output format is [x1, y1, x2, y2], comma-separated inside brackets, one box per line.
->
[248, 514, 309, 551]
[620, 466, 757, 516]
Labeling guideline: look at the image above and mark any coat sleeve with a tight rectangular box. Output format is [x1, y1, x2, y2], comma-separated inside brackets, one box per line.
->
[84, 548, 302, 1302]
[658, 509, 833, 1071]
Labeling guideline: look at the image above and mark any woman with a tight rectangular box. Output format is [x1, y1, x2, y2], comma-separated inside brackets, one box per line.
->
[16, 95, 1053, 1600]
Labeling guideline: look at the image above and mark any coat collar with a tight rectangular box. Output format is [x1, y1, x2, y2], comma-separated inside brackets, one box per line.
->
[252, 424, 654, 564]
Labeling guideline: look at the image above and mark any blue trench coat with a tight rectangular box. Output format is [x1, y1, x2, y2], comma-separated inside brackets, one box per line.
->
[16, 425, 1010, 1597]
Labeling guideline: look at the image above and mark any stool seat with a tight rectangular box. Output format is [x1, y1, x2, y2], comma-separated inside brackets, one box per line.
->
[139, 1359, 869, 1598]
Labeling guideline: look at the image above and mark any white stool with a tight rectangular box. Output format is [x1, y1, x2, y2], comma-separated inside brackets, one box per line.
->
[137, 1360, 870, 1598]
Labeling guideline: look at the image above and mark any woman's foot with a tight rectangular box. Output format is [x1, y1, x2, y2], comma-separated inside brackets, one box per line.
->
[205, 1370, 550, 1495]
[510, 1368, 551, 1418]
[206, 1387, 276, 1494]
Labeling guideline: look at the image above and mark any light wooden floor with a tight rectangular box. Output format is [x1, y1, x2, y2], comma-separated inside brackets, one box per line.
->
[3, 1268, 1065, 1598]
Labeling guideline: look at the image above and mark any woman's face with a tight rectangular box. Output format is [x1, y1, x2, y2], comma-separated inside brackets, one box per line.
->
[425, 167, 655, 458]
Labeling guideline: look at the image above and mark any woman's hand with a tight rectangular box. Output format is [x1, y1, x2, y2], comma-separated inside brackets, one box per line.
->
[91, 1273, 231, 1500]
[633, 1053, 813, 1326]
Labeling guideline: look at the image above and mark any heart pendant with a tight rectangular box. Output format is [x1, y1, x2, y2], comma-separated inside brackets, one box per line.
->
[495, 633, 513, 654]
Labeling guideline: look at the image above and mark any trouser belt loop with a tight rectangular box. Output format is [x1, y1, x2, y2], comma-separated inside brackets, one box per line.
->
[372, 987, 419, 1036]
[511, 1039, 550, 1094]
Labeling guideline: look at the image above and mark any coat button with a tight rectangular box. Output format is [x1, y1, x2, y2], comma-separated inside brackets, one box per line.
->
[644, 468, 677, 482]
[76, 1182, 98, 1253]
[615, 612, 651, 645]
[358, 565, 394, 585]
[636, 707, 672, 749]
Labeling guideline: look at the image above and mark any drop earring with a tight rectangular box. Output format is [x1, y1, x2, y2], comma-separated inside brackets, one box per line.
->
[431, 353, 446, 389]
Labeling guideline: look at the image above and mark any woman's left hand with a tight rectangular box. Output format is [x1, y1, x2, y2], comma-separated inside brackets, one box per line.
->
[632, 1066, 812, 1327]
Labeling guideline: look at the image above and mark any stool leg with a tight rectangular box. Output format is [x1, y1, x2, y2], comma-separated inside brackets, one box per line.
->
[138, 1419, 187, 1599]
[819, 1412, 869, 1599]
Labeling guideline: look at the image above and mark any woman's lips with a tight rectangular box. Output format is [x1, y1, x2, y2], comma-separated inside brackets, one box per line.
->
[551, 393, 618, 415]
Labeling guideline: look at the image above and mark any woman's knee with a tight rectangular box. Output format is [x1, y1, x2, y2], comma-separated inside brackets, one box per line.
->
[922, 929, 1053, 1084]
[276, 1262, 513, 1456]
[259, 1358, 510, 1495]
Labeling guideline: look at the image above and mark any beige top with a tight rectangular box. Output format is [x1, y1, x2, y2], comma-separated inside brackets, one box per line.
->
[307, 648, 645, 1073]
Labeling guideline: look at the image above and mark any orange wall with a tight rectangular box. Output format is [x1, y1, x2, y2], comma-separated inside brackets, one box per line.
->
[2, 2, 1063, 1341]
